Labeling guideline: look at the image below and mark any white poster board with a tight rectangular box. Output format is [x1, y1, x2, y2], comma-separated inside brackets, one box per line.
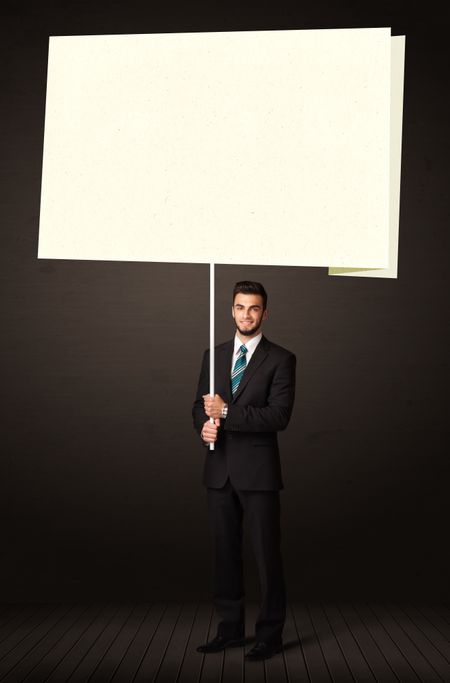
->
[38, 28, 404, 275]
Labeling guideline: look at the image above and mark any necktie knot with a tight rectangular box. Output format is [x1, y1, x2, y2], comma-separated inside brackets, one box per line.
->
[240, 344, 248, 354]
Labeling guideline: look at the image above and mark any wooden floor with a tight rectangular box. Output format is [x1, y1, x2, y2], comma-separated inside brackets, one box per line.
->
[0, 603, 449, 682]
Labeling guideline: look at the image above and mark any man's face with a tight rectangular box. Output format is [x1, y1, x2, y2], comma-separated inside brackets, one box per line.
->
[232, 293, 268, 337]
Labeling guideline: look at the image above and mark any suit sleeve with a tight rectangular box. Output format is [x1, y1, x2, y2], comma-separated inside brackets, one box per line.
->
[192, 349, 210, 441]
[224, 352, 296, 433]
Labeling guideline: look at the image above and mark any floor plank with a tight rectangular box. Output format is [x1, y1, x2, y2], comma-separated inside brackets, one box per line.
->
[133, 603, 182, 682]
[0, 603, 76, 682]
[354, 602, 421, 682]
[1, 605, 89, 683]
[307, 602, 353, 681]
[0, 604, 58, 663]
[416, 604, 450, 643]
[153, 603, 198, 682]
[23, 604, 105, 682]
[177, 603, 212, 683]
[369, 603, 442, 682]
[283, 603, 310, 682]
[322, 602, 376, 682]
[337, 603, 398, 682]
[401, 603, 450, 662]
[432, 604, 450, 626]
[0, 606, 35, 641]
[65, 603, 136, 681]
[110, 603, 165, 681]
[45, 604, 120, 682]
[291, 603, 332, 682]
[386, 603, 450, 681]
[0, 602, 448, 682]
[89, 602, 151, 682]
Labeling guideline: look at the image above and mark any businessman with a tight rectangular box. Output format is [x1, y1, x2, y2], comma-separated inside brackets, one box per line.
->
[192, 281, 296, 661]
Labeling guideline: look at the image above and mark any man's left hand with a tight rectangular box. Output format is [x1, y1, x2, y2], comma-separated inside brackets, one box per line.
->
[203, 393, 225, 419]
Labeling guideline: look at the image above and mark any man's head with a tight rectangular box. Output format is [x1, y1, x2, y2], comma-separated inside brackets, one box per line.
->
[232, 281, 268, 339]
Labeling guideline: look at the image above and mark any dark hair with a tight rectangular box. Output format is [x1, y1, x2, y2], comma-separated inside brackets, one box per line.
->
[232, 281, 268, 310]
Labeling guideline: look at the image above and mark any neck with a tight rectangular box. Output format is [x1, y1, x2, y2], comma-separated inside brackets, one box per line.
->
[236, 329, 261, 343]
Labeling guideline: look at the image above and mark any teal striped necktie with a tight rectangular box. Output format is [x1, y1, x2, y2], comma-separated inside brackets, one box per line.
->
[231, 344, 248, 395]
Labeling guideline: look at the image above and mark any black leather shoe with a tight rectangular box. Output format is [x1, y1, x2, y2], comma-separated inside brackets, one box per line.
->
[196, 634, 246, 653]
[245, 641, 283, 661]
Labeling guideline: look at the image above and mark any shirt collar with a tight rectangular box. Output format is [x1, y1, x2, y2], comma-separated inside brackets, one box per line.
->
[233, 332, 262, 355]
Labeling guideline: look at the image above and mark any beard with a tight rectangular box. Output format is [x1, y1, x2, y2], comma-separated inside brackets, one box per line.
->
[236, 321, 261, 336]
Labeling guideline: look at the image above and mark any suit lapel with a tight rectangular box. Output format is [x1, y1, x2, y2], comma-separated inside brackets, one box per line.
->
[231, 335, 270, 403]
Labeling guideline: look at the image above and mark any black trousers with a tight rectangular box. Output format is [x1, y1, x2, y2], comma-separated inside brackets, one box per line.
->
[206, 478, 286, 644]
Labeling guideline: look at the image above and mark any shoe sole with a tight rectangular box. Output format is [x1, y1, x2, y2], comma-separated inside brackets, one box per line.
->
[197, 638, 246, 653]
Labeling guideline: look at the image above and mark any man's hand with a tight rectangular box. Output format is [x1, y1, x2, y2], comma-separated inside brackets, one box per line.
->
[201, 418, 220, 444]
[203, 393, 226, 419]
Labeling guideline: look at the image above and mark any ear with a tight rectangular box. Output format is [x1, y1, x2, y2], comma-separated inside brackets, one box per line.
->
[262, 308, 268, 320]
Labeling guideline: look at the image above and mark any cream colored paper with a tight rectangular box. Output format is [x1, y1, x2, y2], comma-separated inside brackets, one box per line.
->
[329, 35, 405, 278]
[38, 28, 394, 269]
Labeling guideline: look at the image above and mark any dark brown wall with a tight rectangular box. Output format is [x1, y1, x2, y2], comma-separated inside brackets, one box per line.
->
[1, 1, 448, 601]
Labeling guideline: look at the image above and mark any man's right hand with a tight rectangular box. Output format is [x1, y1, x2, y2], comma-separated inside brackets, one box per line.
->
[201, 418, 220, 444]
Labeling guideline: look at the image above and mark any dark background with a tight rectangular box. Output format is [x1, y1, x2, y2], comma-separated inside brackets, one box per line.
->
[1, 1, 448, 603]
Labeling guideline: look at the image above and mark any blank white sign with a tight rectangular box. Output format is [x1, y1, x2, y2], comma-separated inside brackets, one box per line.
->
[38, 28, 399, 270]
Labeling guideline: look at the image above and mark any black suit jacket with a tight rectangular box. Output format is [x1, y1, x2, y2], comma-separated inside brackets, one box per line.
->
[192, 335, 296, 490]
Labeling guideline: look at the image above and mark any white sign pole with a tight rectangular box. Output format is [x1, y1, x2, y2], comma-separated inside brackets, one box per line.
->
[209, 262, 215, 451]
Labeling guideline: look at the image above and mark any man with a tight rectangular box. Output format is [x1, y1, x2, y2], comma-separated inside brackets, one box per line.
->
[192, 281, 296, 661]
